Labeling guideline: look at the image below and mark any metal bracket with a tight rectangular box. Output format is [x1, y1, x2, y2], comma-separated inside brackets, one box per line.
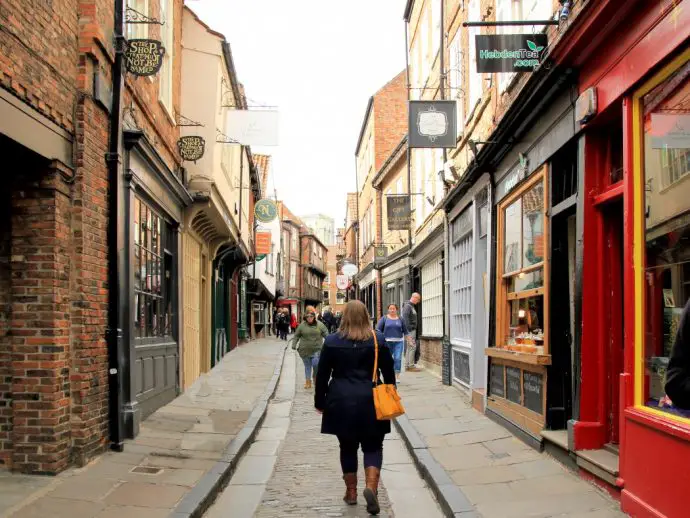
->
[216, 131, 240, 144]
[463, 19, 558, 27]
[221, 77, 238, 108]
[126, 6, 164, 25]
[175, 112, 203, 127]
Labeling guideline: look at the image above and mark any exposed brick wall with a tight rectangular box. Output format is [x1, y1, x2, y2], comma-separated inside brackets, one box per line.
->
[420, 337, 442, 370]
[373, 71, 407, 172]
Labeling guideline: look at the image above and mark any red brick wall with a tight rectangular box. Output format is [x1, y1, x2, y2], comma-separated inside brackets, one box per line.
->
[373, 71, 407, 172]
[0, 185, 11, 467]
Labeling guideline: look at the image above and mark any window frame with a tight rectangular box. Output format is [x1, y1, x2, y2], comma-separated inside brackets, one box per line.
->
[450, 206, 474, 344]
[126, 0, 149, 40]
[421, 257, 444, 338]
[158, 0, 174, 113]
[493, 165, 550, 358]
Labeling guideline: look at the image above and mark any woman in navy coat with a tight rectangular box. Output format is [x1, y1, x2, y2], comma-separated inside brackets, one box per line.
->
[314, 300, 395, 515]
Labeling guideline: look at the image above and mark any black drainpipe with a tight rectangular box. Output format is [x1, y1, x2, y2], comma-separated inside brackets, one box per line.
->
[105, 0, 126, 452]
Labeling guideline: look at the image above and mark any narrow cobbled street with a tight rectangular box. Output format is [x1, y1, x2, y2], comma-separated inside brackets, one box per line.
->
[205, 348, 443, 518]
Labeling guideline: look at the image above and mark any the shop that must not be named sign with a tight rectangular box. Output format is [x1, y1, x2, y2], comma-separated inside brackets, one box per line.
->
[254, 199, 278, 223]
[408, 100, 457, 148]
[386, 194, 411, 230]
[125, 39, 166, 77]
[177, 136, 205, 162]
[475, 33, 547, 73]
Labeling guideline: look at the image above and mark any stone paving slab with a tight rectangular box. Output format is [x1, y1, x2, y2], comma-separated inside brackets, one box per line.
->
[0, 338, 287, 518]
[394, 370, 627, 518]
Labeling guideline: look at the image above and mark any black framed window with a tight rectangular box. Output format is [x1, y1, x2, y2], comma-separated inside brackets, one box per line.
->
[134, 196, 174, 340]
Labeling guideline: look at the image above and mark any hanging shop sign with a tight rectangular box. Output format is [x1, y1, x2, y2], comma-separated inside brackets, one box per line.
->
[225, 110, 280, 146]
[475, 33, 547, 73]
[254, 199, 278, 223]
[341, 262, 358, 277]
[255, 231, 272, 255]
[374, 246, 388, 265]
[177, 136, 205, 162]
[336, 275, 349, 290]
[386, 194, 412, 230]
[125, 39, 166, 77]
[408, 100, 457, 148]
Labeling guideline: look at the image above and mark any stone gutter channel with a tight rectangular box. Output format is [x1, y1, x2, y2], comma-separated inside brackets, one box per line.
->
[169, 343, 288, 518]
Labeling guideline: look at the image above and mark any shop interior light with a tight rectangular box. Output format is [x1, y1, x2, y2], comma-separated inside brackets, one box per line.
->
[518, 309, 526, 318]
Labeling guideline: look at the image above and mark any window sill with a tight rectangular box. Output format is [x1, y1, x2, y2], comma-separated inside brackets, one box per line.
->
[485, 347, 551, 366]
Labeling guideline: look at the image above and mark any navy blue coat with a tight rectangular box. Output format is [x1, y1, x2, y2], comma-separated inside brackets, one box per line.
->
[314, 330, 396, 438]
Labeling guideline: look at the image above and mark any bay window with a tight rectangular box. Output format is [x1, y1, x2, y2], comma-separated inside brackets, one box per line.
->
[494, 167, 548, 355]
[421, 258, 443, 337]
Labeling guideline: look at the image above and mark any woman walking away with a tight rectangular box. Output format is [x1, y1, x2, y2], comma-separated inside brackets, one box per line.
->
[376, 304, 408, 383]
[315, 300, 395, 515]
[292, 307, 328, 389]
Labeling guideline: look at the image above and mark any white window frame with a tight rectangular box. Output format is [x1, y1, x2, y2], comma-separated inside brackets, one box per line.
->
[159, 0, 173, 112]
[291, 228, 298, 253]
[420, 11, 430, 85]
[431, 0, 442, 57]
[450, 206, 474, 344]
[290, 261, 298, 288]
[421, 258, 444, 337]
[126, 0, 149, 40]
[336, 291, 346, 304]
[396, 177, 404, 195]
[415, 150, 424, 228]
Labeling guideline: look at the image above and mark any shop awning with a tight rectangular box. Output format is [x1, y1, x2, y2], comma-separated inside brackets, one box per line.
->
[276, 298, 298, 306]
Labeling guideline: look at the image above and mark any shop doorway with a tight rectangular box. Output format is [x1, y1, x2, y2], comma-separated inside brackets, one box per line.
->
[548, 209, 576, 430]
[601, 200, 624, 445]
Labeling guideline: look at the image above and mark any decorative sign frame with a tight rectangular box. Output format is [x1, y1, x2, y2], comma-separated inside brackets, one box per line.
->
[125, 39, 165, 77]
[254, 199, 278, 223]
[408, 101, 457, 148]
[386, 194, 412, 230]
[177, 136, 205, 162]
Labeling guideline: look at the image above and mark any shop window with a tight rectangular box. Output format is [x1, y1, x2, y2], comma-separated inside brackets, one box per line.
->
[421, 258, 443, 337]
[495, 169, 548, 354]
[253, 303, 265, 325]
[134, 197, 174, 340]
[551, 140, 578, 206]
[336, 291, 346, 305]
[640, 56, 690, 418]
[450, 207, 473, 343]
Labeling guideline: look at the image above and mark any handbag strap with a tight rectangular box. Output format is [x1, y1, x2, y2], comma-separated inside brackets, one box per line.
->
[372, 332, 379, 384]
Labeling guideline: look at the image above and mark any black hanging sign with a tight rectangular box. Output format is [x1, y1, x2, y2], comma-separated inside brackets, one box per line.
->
[490, 363, 505, 398]
[506, 367, 521, 404]
[177, 136, 205, 162]
[387, 195, 412, 230]
[408, 100, 457, 148]
[475, 33, 547, 73]
[125, 39, 166, 77]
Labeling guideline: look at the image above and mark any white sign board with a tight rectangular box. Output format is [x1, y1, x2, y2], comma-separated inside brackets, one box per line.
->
[341, 263, 358, 277]
[336, 275, 349, 290]
[225, 110, 280, 147]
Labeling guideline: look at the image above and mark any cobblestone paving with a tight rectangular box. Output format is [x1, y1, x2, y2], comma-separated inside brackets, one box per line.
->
[253, 354, 395, 518]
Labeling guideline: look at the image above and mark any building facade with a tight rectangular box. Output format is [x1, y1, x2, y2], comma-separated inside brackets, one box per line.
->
[300, 214, 335, 247]
[354, 71, 408, 324]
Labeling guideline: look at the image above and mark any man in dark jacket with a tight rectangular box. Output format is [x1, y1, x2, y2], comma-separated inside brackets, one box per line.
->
[322, 308, 335, 333]
[401, 293, 421, 371]
[665, 298, 690, 409]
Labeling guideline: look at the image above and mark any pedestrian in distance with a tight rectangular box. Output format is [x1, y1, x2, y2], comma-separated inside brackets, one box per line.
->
[314, 300, 395, 515]
[665, 297, 690, 408]
[376, 304, 409, 383]
[277, 308, 290, 341]
[292, 306, 328, 389]
[322, 306, 336, 333]
[290, 311, 298, 334]
[401, 293, 422, 371]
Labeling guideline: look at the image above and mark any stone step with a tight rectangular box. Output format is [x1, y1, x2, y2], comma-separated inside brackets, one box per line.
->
[540, 429, 568, 450]
[575, 448, 620, 487]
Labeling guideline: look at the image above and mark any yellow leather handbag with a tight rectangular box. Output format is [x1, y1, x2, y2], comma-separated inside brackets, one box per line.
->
[372, 333, 405, 420]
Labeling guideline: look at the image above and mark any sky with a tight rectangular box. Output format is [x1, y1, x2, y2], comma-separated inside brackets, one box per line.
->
[186, 0, 407, 229]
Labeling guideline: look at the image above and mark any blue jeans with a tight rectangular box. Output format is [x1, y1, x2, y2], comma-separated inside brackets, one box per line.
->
[387, 340, 403, 373]
[302, 352, 320, 379]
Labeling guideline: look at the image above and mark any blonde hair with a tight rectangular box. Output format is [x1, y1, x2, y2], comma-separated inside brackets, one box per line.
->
[338, 300, 373, 342]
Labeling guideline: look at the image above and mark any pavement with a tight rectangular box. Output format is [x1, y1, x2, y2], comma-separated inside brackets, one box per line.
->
[205, 348, 444, 518]
[394, 371, 628, 518]
[0, 338, 287, 518]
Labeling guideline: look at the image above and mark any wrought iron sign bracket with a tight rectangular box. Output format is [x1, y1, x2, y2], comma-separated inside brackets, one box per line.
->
[221, 77, 238, 108]
[216, 131, 240, 144]
[126, 7, 164, 25]
[463, 20, 558, 27]
[175, 112, 204, 127]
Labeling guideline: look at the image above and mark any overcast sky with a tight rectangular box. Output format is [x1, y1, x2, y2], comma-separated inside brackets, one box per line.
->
[187, 0, 407, 228]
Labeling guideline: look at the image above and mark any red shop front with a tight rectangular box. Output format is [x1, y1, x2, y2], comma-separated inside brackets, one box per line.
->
[564, 1, 690, 516]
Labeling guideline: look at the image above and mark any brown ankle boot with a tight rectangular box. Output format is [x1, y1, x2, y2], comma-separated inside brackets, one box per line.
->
[304, 379, 312, 389]
[342, 473, 357, 505]
[363, 467, 380, 515]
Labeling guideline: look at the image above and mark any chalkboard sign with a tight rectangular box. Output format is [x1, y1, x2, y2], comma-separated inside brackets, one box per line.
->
[506, 367, 521, 404]
[523, 371, 544, 414]
[442, 338, 452, 386]
[490, 363, 505, 398]
[453, 349, 471, 384]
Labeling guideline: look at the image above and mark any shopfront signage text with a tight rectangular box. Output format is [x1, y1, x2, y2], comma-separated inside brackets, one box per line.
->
[255, 231, 272, 255]
[409, 101, 457, 148]
[254, 199, 278, 223]
[475, 34, 547, 73]
[177, 136, 205, 162]
[125, 39, 165, 77]
[387, 194, 411, 230]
